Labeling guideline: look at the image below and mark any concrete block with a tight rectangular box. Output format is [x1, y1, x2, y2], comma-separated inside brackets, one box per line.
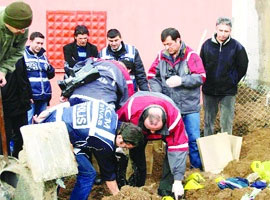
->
[20, 122, 78, 182]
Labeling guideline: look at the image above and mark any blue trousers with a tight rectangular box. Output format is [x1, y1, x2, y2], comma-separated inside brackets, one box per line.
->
[27, 100, 48, 124]
[70, 154, 97, 200]
[182, 112, 202, 169]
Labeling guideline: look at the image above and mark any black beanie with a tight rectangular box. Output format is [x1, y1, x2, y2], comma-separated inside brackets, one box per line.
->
[3, 1, 33, 29]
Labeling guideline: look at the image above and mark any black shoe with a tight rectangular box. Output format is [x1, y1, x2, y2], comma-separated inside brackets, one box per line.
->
[94, 175, 103, 185]
[157, 189, 174, 197]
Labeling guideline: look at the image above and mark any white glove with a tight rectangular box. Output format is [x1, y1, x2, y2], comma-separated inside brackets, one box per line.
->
[166, 75, 182, 87]
[172, 180, 184, 199]
[115, 147, 125, 154]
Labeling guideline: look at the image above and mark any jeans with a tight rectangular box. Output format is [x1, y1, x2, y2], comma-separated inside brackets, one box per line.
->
[182, 112, 202, 169]
[70, 154, 96, 200]
[27, 100, 48, 124]
[203, 94, 236, 136]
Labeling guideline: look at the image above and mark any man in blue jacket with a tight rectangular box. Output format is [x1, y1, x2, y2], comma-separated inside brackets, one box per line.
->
[99, 29, 149, 92]
[200, 17, 249, 136]
[34, 98, 143, 199]
[24, 32, 55, 124]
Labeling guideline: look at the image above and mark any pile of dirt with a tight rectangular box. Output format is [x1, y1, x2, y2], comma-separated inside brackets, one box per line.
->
[185, 128, 270, 200]
[58, 128, 270, 200]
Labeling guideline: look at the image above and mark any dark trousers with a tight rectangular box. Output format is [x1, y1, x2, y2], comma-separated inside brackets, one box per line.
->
[158, 151, 174, 192]
[0, 112, 27, 158]
[116, 138, 147, 187]
[128, 139, 147, 186]
[203, 94, 236, 136]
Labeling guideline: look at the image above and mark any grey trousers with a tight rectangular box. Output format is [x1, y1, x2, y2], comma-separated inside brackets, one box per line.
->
[203, 94, 236, 136]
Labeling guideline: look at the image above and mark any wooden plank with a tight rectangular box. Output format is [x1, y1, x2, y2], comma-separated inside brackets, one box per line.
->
[145, 143, 153, 175]
[153, 140, 164, 153]
[197, 133, 233, 174]
[228, 134, 242, 160]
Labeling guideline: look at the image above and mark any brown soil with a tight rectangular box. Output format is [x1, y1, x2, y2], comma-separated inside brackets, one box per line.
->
[58, 128, 270, 200]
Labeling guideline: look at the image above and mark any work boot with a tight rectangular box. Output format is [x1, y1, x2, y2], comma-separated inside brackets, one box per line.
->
[157, 189, 174, 197]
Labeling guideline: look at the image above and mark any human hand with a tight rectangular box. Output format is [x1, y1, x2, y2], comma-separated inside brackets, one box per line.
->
[59, 96, 68, 103]
[0, 72, 7, 87]
[172, 180, 184, 199]
[166, 75, 182, 87]
[33, 110, 49, 123]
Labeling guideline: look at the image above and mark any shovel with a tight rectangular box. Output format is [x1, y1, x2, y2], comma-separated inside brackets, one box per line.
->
[0, 89, 9, 164]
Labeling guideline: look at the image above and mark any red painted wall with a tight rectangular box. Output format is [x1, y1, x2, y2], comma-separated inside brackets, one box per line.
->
[2, 0, 232, 106]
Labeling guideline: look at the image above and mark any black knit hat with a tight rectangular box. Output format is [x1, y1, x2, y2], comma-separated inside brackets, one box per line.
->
[119, 122, 144, 147]
[3, 1, 33, 29]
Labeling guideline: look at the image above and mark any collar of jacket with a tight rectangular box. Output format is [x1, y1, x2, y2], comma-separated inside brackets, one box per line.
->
[161, 41, 187, 61]
[25, 46, 46, 57]
[211, 33, 231, 46]
[107, 41, 126, 54]
[73, 41, 92, 48]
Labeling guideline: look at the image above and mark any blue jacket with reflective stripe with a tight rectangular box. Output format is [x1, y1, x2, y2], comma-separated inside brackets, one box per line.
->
[99, 42, 149, 91]
[24, 47, 55, 101]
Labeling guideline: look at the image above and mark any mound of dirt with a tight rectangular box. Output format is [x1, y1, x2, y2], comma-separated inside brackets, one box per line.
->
[58, 128, 270, 200]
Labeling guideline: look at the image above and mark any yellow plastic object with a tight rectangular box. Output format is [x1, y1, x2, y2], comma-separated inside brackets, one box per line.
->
[215, 176, 225, 183]
[250, 161, 270, 182]
[186, 172, 205, 183]
[251, 161, 262, 173]
[260, 161, 270, 182]
[184, 179, 204, 190]
[162, 196, 174, 200]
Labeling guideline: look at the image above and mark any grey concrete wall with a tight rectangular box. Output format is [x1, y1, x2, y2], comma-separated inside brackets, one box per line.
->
[232, 0, 260, 87]
[233, 0, 270, 87]
[255, 0, 270, 85]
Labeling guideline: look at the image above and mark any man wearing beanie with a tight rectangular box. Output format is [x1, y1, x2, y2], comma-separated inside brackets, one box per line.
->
[0, 1, 33, 87]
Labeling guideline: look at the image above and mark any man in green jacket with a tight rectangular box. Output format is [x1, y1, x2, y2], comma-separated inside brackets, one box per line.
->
[0, 1, 32, 87]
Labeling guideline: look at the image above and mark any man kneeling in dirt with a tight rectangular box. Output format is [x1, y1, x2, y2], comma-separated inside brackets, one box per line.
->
[117, 91, 188, 199]
[34, 98, 143, 200]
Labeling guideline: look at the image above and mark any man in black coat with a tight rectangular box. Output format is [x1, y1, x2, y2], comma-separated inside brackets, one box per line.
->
[1, 57, 32, 157]
[63, 25, 98, 74]
[200, 17, 249, 136]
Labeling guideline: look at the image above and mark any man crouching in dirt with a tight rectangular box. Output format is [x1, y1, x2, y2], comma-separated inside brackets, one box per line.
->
[33, 98, 144, 200]
[117, 91, 188, 199]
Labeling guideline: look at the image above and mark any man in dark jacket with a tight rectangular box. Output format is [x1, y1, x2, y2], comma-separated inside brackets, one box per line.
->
[99, 29, 149, 91]
[200, 17, 249, 136]
[60, 58, 135, 110]
[63, 25, 98, 72]
[1, 57, 32, 157]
